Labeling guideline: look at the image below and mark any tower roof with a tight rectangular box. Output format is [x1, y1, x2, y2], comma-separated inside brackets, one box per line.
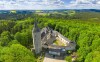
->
[33, 20, 40, 32]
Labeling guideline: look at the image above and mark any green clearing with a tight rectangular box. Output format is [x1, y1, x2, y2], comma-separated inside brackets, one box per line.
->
[53, 40, 65, 46]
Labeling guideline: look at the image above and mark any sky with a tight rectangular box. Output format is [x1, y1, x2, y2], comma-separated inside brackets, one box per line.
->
[0, 0, 100, 10]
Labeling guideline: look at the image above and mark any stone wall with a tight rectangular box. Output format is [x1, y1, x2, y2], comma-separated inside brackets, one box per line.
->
[41, 29, 76, 51]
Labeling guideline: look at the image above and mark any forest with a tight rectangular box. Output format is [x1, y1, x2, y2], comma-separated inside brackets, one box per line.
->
[0, 11, 100, 62]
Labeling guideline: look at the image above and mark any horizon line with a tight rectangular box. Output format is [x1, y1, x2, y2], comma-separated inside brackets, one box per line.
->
[0, 9, 100, 11]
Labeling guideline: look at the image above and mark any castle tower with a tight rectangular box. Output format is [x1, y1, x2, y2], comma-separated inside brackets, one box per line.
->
[32, 21, 42, 54]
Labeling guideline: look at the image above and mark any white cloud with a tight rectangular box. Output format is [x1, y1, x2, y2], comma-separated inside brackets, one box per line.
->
[0, 0, 66, 10]
[66, 0, 100, 9]
[0, 0, 100, 10]
[97, 1, 100, 4]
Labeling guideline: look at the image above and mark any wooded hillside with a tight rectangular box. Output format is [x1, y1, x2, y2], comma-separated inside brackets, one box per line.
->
[0, 12, 100, 62]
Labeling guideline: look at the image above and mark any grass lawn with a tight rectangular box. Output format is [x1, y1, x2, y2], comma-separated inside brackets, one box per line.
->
[53, 40, 65, 46]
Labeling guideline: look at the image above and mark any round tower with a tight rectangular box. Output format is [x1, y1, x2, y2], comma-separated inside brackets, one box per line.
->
[32, 21, 42, 54]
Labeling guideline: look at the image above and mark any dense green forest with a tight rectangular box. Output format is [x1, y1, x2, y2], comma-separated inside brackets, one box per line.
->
[0, 11, 100, 62]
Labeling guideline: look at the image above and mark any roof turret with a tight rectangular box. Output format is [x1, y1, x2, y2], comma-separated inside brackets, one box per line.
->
[33, 19, 40, 32]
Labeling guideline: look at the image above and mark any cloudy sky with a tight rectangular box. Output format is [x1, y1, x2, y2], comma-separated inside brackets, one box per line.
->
[0, 0, 100, 10]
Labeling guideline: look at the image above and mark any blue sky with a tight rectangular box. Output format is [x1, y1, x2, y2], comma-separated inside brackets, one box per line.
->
[0, 0, 100, 10]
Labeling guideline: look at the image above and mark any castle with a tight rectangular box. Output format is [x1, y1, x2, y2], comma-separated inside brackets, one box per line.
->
[32, 21, 76, 56]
